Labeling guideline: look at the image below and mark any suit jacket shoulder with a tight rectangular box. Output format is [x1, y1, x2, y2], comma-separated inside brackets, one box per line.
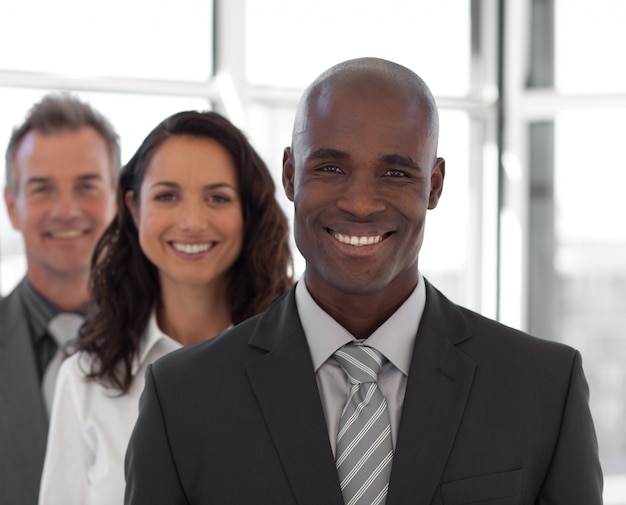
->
[127, 287, 346, 505]
[388, 280, 602, 505]
[150, 287, 298, 378]
[0, 279, 49, 505]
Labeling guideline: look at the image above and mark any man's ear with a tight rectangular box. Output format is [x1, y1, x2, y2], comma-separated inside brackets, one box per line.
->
[428, 157, 445, 210]
[125, 191, 140, 227]
[282, 147, 295, 202]
[4, 187, 20, 231]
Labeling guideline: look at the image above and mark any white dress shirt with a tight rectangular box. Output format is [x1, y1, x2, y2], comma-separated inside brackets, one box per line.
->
[38, 311, 181, 505]
[295, 272, 426, 454]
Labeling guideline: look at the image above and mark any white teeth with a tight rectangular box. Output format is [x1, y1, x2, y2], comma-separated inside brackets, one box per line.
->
[50, 230, 83, 239]
[172, 242, 212, 254]
[334, 233, 383, 247]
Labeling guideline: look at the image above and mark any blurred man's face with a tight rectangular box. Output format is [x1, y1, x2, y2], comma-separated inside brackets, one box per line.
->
[5, 127, 116, 286]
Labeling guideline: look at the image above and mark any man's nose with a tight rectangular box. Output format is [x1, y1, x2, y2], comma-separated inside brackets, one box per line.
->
[50, 192, 81, 218]
[336, 175, 386, 217]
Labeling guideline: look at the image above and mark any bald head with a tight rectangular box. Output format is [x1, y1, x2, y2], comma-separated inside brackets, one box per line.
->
[282, 57, 446, 321]
[292, 57, 439, 149]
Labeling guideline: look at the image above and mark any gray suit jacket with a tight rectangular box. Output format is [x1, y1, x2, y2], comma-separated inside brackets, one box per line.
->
[0, 279, 48, 505]
[125, 280, 603, 505]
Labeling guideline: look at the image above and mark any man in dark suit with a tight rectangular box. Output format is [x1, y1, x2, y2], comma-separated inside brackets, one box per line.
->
[0, 93, 118, 505]
[125, 57, 602, 504]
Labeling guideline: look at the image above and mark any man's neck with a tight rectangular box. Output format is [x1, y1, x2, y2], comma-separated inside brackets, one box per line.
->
[303, 270, 419, 340]
[26, 271, 89, 312]
[305, 287, 416, 341]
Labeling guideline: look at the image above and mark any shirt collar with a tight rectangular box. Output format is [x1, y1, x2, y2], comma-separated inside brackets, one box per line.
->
[296, 272, 426, 376]
[131, 310, 182, 376]
[18, 278, 89, 344]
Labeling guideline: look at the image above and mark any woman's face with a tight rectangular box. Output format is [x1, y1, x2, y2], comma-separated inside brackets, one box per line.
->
[126, 135, 244, 292]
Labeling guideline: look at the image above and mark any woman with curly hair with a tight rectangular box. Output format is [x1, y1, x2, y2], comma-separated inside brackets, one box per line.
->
[38, 110, 293, 505]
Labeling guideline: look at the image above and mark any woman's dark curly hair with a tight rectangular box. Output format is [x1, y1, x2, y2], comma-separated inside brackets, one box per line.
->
[76, 110, 293, 393]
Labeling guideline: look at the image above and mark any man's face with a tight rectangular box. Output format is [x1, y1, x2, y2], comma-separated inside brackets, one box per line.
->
[283, 81, 444, 306]
[5, 127, 116, 285]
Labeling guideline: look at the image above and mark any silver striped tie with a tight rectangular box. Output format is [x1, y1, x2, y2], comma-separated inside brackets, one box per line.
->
[334, 343, 394, 505]
[42, 313, 84, 415]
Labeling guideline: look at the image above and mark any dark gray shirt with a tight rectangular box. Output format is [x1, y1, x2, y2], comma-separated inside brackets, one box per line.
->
[17, 279, 85, 381]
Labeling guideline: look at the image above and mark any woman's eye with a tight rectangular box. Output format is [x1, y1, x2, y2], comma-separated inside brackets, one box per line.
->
[208, 194, 232, 204]
[154, 192, 176, 202]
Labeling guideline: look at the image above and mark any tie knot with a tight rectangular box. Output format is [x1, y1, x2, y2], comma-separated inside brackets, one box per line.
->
[47, 313, 84, 346]
[334, 343, 386, 384]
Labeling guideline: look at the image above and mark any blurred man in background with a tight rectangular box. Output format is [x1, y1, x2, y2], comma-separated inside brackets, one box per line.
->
[0, 93, 119, 505]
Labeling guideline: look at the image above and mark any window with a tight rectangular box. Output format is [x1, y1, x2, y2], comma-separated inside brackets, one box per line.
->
[502, 0, 626, 500]
[0, 0, 213, 81]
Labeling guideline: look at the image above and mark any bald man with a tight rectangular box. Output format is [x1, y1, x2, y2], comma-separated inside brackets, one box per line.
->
[125, 58, 602, 505]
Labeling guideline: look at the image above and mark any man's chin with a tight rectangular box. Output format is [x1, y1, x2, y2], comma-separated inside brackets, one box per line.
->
[324, 272, 391, 297]
[42, 258, 92, 277]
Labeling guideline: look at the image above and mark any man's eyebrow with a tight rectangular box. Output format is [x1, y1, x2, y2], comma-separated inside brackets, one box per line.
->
[307, 148, 350, 161]
[25, 176, 51, 186]
[78, 174, 102, 181]
[24, 174, 107, 189]
[26, 174, 105, 184]
[381, 154, 422, 171]
[76, 174, 105, 182]
[305, 149, 422, 171]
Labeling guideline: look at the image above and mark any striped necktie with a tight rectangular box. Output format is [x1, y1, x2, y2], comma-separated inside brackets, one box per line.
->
[42, 313, 84, 415]
[334, 343, 394, 505]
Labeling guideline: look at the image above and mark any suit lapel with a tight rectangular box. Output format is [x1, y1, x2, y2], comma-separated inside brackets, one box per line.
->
[387, 281, 476, 505]
[245, 281, 477, 505]
[246, 289, 345, 505]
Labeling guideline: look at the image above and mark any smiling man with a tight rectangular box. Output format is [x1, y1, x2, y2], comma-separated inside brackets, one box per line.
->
[0, 93, 119, 505]
[125, 58, 602, 505]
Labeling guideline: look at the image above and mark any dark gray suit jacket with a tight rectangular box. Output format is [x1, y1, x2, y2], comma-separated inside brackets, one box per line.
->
[125, 281, 603, 505]
[0, 279, 48, 505]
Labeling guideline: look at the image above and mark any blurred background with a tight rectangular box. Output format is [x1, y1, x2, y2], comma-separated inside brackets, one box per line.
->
[0, 0, 624, 501]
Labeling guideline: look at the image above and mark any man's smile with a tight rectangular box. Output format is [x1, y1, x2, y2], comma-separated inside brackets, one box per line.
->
[329, 230, 391, 247]
[46, 229, 89, 239]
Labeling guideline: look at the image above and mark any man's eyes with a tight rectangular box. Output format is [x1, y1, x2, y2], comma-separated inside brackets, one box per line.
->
[311, 165, 410, 178]
[384, 168, 408, 177]
[30, 184, 51, 194]
[26, 181, 104, 197]
[77, 181, 100, 192]
[318, 164, 343, 173]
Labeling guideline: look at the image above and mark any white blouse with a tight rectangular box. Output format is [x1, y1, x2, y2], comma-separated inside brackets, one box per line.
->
[38, 311, 181, 505]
